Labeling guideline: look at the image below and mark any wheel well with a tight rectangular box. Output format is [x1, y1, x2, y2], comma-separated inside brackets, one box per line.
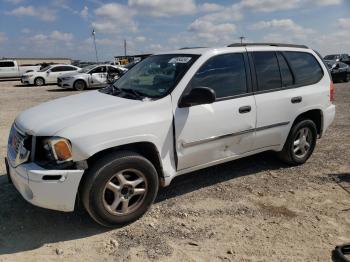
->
[293, 109, 323, 136]
[86, 142, 164, 179]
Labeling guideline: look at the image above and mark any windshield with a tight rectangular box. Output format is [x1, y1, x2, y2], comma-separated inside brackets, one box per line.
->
[110, 54, 198, 98]
[79, 65, 97, 73]
[38, 65, 52, 72]
[325, 55, 340, 60]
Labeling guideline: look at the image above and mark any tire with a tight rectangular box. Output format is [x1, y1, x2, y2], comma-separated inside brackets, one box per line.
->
[81, 151, 159, 227]
[74, 80, 86, 91]
[344, 73, 350, 82]
[34, 77, 45, 86]
[278, 119, 317, 166]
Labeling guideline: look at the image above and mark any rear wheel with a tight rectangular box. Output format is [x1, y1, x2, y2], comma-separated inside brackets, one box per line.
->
[74, 80, 86, 91]
[34, 77, 45, 86]
[278, 119, 317, 165]
[81, 151, 159, 227]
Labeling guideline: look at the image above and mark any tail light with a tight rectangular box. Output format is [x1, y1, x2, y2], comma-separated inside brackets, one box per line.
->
[330, 81, 335, 102]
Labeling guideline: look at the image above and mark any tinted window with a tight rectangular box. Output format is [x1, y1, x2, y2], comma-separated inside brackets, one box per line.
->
[61, 66, 77, 71]
[277, 52, 294, 87]
[188, 53, 247, 98]
[51, 66, 68, 72]
[252, 52, 281, 91]
[284, 52, 323, 85]
[0, 61, 15, 67]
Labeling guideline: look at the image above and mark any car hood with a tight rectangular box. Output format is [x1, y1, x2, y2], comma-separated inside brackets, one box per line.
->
[15, 91, 144, 135]
[23, 71, 45, 77]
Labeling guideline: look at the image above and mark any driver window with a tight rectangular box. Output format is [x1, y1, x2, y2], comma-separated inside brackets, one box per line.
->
[187, 53, 247, 99]
[91, 66, 106, 74]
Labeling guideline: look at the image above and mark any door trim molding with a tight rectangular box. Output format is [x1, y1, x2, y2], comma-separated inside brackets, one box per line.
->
[181, 121, 290, 148]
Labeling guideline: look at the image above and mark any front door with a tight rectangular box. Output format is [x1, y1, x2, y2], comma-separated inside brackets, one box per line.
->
[174, 52, 257, 170]
[89, 66, 107, 87]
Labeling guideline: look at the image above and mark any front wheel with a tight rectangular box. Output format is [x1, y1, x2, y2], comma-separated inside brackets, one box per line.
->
[278, 119, 317, 165]
[81, 151, 159, 227]
[34, 77, 45, 86]
[74, 80, 86, 91]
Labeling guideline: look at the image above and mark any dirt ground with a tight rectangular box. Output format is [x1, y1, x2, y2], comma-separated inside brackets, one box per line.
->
[0, 80, 349, 262]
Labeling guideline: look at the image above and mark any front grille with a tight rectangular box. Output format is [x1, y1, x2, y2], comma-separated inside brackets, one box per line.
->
[8, 124, 31, 165]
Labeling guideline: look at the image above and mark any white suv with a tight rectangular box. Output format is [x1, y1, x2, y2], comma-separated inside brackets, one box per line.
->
[5, 43, 335, 227]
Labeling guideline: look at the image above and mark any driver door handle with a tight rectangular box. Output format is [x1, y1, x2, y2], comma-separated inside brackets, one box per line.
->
[239, 105, 251, 114]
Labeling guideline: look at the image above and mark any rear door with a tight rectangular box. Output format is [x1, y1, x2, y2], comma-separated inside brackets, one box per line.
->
[47, 66, 67, 83]
[175, 51, 257, 170]
[249, 49, 324, 149]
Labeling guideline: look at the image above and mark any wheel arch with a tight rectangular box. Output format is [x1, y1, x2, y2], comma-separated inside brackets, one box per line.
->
[292, 109, 324, 137]
[85, 141, 164, 181]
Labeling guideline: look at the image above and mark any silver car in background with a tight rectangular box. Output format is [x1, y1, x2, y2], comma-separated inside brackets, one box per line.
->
[58, 64, 127, 90]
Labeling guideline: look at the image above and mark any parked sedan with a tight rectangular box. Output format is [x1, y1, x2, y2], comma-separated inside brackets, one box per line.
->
[325, 60, 350, 83]
[21, 64, 80, 86]
[57, 64, 127, 91]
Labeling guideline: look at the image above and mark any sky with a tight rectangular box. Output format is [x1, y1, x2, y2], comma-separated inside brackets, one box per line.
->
[0, 0, 349, 61]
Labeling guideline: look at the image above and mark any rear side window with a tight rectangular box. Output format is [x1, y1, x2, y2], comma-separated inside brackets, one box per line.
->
[276, 52, 294, 87]
[188, 53, 247, 98]
[252, 52, 281, 91]
[283, 52, 323, 85]
[0, 61, 15, 67]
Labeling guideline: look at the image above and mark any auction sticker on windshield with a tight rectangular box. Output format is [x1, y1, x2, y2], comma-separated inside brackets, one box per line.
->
[168, 57, 192, 64]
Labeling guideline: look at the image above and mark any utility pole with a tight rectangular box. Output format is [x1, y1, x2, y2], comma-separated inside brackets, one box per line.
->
[239, 36, 246, 45]
[92, 28, 99, 62]
[124, 39, 127, 57]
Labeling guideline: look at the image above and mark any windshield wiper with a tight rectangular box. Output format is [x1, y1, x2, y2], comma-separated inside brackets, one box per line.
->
[120, 88, 146, 100]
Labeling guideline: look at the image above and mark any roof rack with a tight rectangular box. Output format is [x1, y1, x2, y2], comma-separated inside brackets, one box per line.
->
[227, 43, 308, 49]
[179, 47, 207, 50]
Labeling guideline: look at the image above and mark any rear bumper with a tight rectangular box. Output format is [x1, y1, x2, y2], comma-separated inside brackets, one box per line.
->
[6, 157, 84, 212]
[323, 104, 336, 135]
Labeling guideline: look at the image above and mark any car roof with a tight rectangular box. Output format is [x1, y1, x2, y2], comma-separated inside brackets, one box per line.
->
[154, 43, 312, 56]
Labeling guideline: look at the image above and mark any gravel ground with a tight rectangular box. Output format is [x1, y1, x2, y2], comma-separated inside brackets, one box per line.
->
[0, 80, 349, 262]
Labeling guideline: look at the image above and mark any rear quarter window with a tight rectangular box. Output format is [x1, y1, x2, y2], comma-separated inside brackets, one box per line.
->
[283, 51, 324, 86]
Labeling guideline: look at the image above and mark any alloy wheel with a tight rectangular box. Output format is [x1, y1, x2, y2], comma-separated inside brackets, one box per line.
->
[102, 169, 147, 216]
[293, 127, 313, 159]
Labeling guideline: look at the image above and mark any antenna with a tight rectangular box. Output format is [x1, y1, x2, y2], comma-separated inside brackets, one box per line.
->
[239, 36, 246, 45]
[92, 28, 99, 62]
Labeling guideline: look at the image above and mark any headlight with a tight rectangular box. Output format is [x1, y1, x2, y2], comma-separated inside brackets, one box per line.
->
[43, 137, 73, 163]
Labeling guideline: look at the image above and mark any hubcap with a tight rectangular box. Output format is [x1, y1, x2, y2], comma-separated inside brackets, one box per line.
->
[76, 82, 84, 90]
[103, 169, 147, 216]
[293, 127, 312, 159]
[36, 79, 43, 86]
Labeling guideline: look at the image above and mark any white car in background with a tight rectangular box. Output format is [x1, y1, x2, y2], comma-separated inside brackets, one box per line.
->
[21, 64, 80, 86]
[58, 64, 127, 91]
[0, 60, 40, 78]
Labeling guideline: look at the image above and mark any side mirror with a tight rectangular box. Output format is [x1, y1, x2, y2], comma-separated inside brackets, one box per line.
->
[179, 87, 216, 108]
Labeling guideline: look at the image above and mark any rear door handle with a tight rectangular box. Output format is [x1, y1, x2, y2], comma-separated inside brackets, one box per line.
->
[239, 105, 251, 114]
[291, 96, 302, 103]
